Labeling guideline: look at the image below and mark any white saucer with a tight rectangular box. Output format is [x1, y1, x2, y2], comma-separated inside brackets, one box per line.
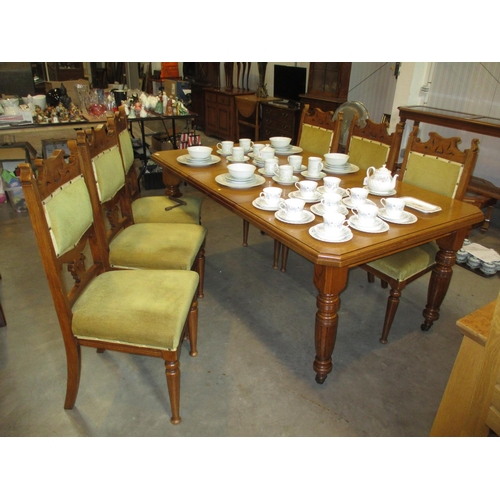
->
[227, 155, 250, 163]
[368, 188, 397, 196]
[309, 224, 353, 243]
[177, 154, 221, 167]
[323, 163, 359, 174]
[257, 168, 277, 177]
[342, 197, 376, 209]
[289, 190, 323, 203]
[272, 175, 300, 186]
[302, 170, 327, 180]
[275, 209, 315, 224]
[348, 215, 389, 233]
[317, 186, 346, 197]
[310, 203, 348, 216]
[216, 149, 232, 157]
[273, 145, 303, 155]
[215, 173, 265, 189]
[378, 209, 418, 224]
[252, 197, 285, 211]
[292, 165, 307, 173]
[225, 174, 254, 183]
[253, 156, 277, 167]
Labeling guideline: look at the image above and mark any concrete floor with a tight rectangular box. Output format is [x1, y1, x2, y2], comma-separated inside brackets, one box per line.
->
[1, 125, 500, 437]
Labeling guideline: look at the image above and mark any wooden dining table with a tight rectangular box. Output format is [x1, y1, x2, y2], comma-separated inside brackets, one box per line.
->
[152, 146, 484, 384]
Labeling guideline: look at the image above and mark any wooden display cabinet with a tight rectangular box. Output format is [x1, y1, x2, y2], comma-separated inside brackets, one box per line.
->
[46, 63, 85, 82]
[260, 102, 301, 143]
[300, 62, 351, 113]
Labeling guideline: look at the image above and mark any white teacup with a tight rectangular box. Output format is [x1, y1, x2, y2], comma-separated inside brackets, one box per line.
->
[279, 198, 306, 220]
[323, 212, 349, 235]
[264, 157, 279, 176]
[253, 143, 265, 158]
[276, 164, 293, 182]
[323, 176, 341, 192]
[232, 146, 245, 161]
[259, 186, 282, 207]
[288, 155, 303, 170]
[295, 180, 318, 199]
[320, 192, 342, 212]
[381, 197, 405, 219]
[259, 146, 276, 160]
[217, 140, 233, 154]
[346, 187, 369, 207]
[239, 138, 254, 152]
[352, 203, 379, 227]
[308, 156, 323, 176]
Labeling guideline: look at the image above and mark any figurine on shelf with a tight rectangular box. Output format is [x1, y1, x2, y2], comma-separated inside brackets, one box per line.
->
[59, 83, 72, 110]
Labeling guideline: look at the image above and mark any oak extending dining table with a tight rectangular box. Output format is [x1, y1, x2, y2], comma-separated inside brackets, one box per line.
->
[152, 147, 484, 384]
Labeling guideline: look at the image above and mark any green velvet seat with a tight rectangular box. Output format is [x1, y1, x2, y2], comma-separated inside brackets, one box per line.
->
[20, 148, 200, 425]
[77, 124, 207, 297]
[360, 126, 480, 344]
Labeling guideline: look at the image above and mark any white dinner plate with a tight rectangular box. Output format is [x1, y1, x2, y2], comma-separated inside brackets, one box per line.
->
[177, 154, 221, 167]
[273, 145, 303, 155]
[348, 215, 389, 233]
[275, 209, 315, 224]
[378, 209, 418, 224]
[215, 173, 265, 189]
[323, 163, 360, 174]
[309, 224, 353, 243]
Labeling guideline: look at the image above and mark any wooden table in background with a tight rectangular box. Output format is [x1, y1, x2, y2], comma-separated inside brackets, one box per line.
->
[153, 148, 484, 384]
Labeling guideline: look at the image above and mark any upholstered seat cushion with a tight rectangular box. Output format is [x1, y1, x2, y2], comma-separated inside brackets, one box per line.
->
[132, 195, 202, 224]
[72, 269, 198, 350]
[366, 241, 439, 281]
[109, 223, 206, 270]
[348, 136, 390, 170]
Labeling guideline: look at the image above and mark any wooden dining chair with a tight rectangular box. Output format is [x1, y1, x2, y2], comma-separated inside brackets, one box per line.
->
[345, 118, 404, 172]
[360, 126, 480, 344]
[296, 104, 343, 155]
[75, 122, 207, 298]
[19, 149, 200, 424]
[110, 106, 203, 224]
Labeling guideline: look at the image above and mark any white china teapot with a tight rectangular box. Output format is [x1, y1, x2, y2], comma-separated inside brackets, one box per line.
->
[364, 164, 398, 193]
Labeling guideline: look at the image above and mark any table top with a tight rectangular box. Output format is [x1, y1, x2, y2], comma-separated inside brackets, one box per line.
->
[153, 147, 484, 268]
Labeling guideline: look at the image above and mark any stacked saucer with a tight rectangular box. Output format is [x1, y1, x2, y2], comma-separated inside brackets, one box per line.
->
[178, 146, 219, 167]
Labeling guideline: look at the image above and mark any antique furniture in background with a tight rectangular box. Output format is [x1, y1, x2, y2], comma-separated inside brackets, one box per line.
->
[361, 126, 480, 344]
[260, 102, 301, 144]
[300, 62, 351, 113]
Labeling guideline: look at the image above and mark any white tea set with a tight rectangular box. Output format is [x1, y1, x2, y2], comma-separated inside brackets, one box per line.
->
[218, 138, 254, 162]
[216, 163, 265, 189]
[178, 146, 219, 166]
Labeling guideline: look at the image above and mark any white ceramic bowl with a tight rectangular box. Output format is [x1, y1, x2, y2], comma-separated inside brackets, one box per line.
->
[227, 163, 256, 180]
[187, 145, 212, 159]
[324, 153, 349, 166]
[269, 136, 292, 149]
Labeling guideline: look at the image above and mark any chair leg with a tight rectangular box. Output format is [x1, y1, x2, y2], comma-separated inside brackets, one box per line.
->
[380, 287, 402, 344]
[273, 240, 281, 269]
[381, 280, 388, 289]
[367, 272, 375, 283]
[242, 220, 249, 247]
[187, 298, 198, 357]
[64, 341, 82, 409]
[481, 205, 494, 233]
[196, 245, 205, 299]
[164, 358, 181, 424]
[281, 245, 289, 273]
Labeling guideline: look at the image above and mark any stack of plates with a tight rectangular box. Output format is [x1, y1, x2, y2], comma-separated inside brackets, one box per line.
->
[177, 154, 220, 167]
[273, 145, 303, 155]
[323, 162, 359, 174]
[215, 173, 266, 189]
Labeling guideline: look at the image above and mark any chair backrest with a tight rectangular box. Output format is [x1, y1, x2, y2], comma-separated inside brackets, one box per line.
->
[345, 118, 404, 171]
[76, 121, 134, 252]
[19, 148, 107, 342]
[400, 125, 480, 200]
[296, 104, 343, 155]
[108, 105, 140, 201]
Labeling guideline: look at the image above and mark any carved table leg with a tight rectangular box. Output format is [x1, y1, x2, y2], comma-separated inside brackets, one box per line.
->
[313, 264, 349, 384]
[421, 230, 466, 331]
[162, 168, 183, 198]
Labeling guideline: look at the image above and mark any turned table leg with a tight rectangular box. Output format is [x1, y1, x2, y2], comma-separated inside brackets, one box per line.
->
[313, 264, 349, 384]
[162, 169, 183, 198]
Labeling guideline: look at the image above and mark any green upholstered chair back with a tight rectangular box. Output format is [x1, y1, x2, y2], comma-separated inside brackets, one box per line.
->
[402, 152, 464, 199]
[298, 124, 334, 156]
[91, 145, 126, 203]
[119, 129, 135, 173]
[347, 136, 390, 170]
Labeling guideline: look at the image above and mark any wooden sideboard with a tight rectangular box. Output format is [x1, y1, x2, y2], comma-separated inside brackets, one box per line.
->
[204, 88, 254, 141]
[260, 102, 301, 143]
